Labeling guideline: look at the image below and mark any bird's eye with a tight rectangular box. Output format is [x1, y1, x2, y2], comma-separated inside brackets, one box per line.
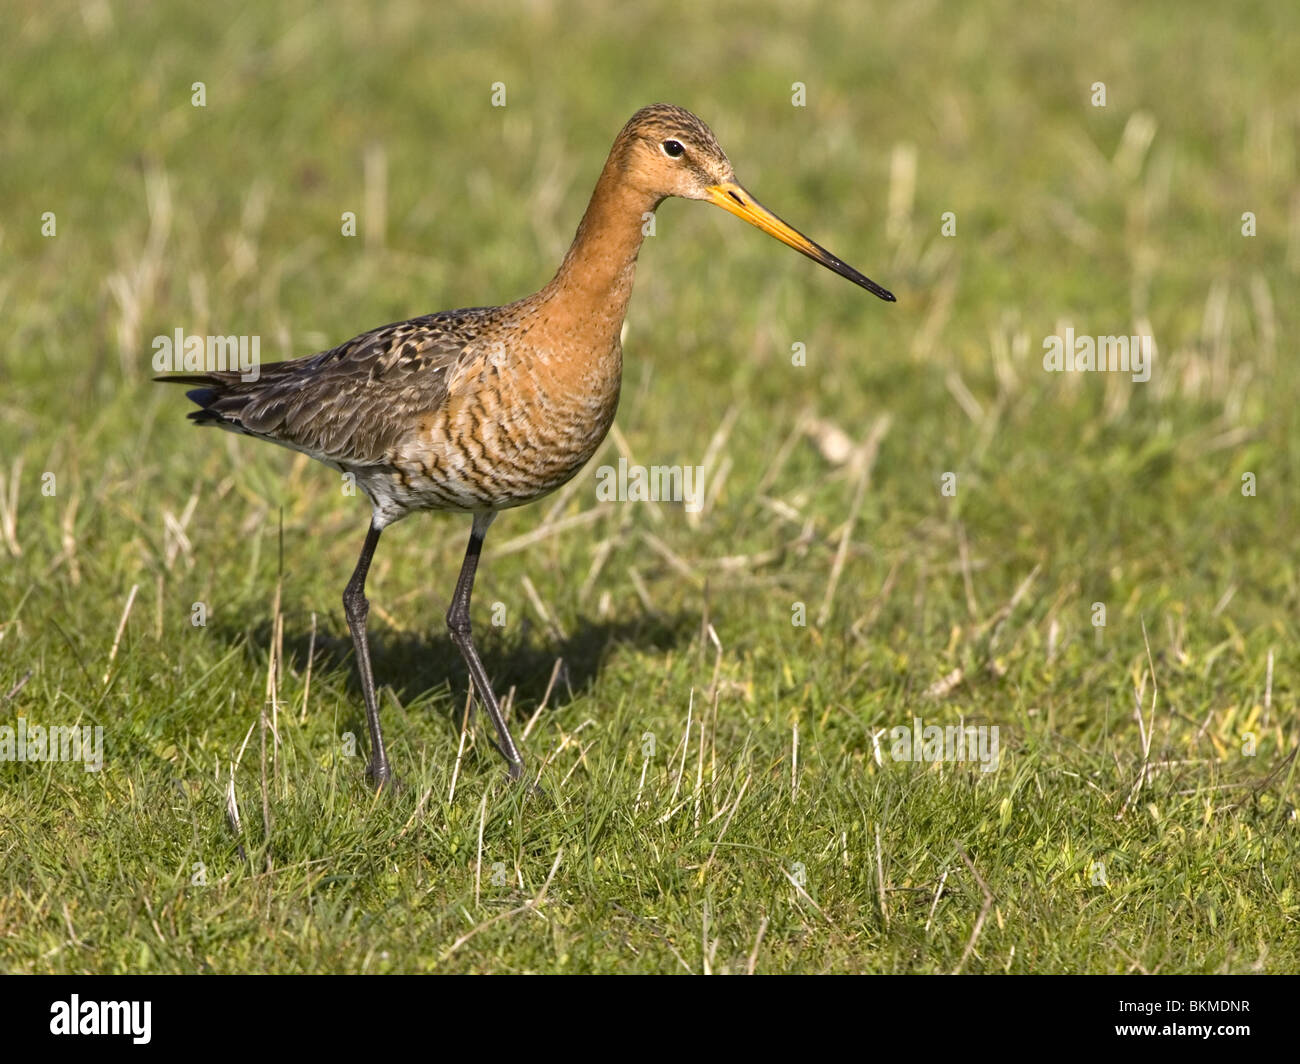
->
[661, 139, 685, 158]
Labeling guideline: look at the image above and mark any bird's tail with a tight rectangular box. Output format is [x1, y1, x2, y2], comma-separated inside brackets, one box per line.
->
[155, 372, 250, 428]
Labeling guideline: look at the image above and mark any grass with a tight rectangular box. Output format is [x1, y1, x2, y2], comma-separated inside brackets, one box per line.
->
[1, 0, 1298, 973]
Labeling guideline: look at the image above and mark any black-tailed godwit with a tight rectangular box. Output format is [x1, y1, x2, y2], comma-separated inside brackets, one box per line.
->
[159, 104, 894, 790]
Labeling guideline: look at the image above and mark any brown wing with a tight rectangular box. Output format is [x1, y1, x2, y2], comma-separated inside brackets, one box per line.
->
[158, 310, 489, 466]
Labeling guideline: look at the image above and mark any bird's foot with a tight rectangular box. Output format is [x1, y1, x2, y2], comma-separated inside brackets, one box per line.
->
[505, 761, 546, 799]
[366, 761, 405, 795]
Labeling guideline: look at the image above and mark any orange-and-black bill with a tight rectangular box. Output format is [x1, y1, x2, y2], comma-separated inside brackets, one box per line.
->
[706, 182, 895, 302]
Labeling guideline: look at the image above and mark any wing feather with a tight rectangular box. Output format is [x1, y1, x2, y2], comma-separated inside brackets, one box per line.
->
[158, 310, 489, 466]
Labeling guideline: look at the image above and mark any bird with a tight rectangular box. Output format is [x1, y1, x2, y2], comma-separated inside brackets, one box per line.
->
[158, 103, 894, 791]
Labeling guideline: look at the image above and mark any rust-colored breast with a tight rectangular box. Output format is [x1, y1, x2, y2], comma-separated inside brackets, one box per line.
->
[391, 318, 624, 512]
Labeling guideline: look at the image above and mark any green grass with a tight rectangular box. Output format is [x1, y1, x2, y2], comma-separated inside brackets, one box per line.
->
[2, 0, 1298, 973]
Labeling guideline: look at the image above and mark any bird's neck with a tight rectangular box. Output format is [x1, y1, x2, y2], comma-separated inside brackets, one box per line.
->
[540, 157, 657, 338]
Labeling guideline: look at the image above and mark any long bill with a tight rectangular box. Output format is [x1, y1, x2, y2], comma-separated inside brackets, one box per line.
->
[706, 182, 895, 302]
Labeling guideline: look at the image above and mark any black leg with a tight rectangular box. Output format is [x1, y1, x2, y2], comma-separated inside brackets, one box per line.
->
[446, 513, 526, 780]
[342, 522, 392, 789]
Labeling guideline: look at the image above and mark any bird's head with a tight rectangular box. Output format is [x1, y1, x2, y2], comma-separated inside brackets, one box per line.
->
[614, 103, 895, 301]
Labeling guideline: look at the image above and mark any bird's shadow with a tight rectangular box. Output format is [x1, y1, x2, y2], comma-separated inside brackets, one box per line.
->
[213, 602, 696, 742]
